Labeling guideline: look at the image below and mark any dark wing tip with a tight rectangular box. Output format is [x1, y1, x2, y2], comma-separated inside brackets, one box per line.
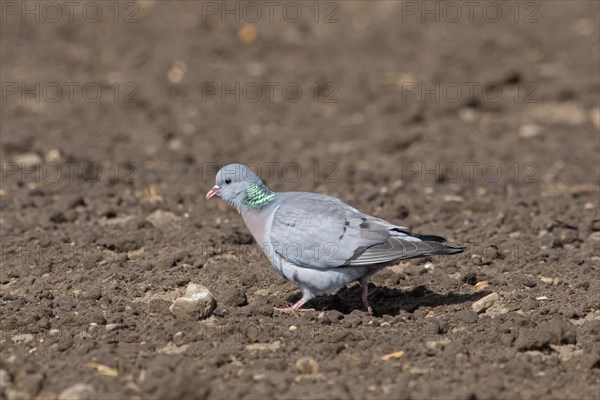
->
[412, 233, 447, 242]
[440, 244, 467, 254]
[390, 228, 447, 242]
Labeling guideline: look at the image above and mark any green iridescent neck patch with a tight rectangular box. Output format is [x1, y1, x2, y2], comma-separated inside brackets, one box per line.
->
[244, 183, 276, 209]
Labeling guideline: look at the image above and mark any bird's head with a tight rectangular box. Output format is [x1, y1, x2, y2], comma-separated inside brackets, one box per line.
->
[206, 163, 275, 212]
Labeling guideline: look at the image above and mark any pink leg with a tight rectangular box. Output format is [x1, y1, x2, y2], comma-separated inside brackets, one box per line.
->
[368, 287, 381, 299]
[360, 280, 374, 315]
[273, 298, 314, 313]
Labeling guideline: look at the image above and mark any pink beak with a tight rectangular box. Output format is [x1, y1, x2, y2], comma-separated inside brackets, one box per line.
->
[205, 185, 220, 200]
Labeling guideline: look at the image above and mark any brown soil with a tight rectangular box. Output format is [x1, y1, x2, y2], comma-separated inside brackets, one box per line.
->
[1, 1, 599, 399]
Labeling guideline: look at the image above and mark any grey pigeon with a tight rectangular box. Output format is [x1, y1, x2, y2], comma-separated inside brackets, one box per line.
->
[206, 163, 466, 314]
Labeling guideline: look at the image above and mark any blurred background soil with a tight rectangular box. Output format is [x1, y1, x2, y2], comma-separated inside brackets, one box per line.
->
[1, 1, 599, 399]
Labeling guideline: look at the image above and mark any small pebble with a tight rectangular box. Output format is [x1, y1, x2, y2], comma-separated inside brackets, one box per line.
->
[295, 357, 319, 374]
[405, 264, 427, 275]
[443, 195, 465, 203]
[245, 341, 281, 352]
[459, 108, 477, 122]
[13, 153, 41, 168]
[58, 383, 95, 400]
[472, 292, 499, 313]
[11, 334, 34, 345]
[540, 233, 560, 249]
[105, 323, 120, 332]
[238, 25, 258, 44]
[169, 282, 216, 320]
[557, 229, 578, 244]
[425, 339, 451, 351]
[381, 350, 405, 361]
[474, 281, 490, 292]
[519, 124, 543, 138]
[173, 332, 185, 346]
[167, 61, 187, 84]
[45, 149, 62, 162]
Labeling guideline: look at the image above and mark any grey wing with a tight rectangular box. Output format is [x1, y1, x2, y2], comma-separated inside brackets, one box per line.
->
[346, 231, 448, 265]
[269, 193, 430, 269]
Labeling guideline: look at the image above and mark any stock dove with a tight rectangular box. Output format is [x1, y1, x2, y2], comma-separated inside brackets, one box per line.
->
[206, 163, 465, 314]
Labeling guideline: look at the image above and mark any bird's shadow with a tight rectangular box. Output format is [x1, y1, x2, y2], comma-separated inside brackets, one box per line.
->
[288, 284, 489, 317]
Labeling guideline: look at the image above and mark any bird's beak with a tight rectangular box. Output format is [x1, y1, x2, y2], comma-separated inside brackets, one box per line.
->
[205, 185, 220, 200]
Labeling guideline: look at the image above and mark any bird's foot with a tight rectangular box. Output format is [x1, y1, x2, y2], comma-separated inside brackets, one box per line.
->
[274, 299, 314, 314]
[274, 306, 315, 314]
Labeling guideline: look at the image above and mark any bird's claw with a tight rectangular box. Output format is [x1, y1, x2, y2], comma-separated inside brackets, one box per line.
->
[273, 306, 315, 314]
[273, 299, 314, 315]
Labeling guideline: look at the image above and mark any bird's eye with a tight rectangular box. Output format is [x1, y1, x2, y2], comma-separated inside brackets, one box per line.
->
[225, 178, 232, 185]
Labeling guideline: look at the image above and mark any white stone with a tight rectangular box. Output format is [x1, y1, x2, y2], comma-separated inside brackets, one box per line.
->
[472, 292, 499, 313]
[13, 153, 42, 168]
[245, 341, 281, 352]
[519, 124, 543, 138]
[11, 334, 34, 345]
[169, 283, 215, 320]
[58, 383, 95, 400]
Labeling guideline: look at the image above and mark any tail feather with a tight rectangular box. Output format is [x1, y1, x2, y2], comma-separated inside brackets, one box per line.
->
[348, 236, 467, 266]
[424, 242, 467, 255]
[398, 230, 466, 253]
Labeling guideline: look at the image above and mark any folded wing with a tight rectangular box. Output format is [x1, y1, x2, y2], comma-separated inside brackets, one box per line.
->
[269, 193, 459, 269]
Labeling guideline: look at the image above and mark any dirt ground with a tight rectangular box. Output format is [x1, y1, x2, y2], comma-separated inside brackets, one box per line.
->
[1, 1, 599, 399]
